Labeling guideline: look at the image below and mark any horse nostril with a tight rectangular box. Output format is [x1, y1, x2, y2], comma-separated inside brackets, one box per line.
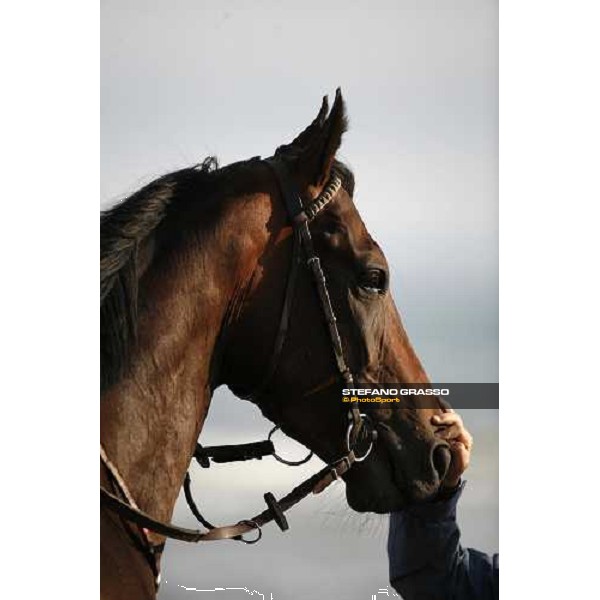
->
[431, 444, 452, 482]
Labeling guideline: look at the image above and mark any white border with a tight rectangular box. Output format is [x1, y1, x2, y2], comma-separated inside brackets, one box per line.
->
[501, 1, 599, 597]
[1, 1, 99, 597]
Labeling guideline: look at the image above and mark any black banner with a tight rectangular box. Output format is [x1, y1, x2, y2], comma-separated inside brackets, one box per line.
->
[339, 383, 499, 409]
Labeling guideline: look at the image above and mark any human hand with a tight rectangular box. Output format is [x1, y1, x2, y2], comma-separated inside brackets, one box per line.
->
[431, 408, 473, 489]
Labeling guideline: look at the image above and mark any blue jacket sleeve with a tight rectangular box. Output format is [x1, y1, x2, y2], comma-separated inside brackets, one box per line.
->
[388, 482, 498, 600]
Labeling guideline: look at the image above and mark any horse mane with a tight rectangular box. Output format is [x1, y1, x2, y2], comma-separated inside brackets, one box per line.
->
[100, 157, 219, 392]
[100, 152, 354, 392]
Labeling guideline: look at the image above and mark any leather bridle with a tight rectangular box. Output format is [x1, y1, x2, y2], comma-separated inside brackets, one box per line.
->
[100, 157, 377, 569]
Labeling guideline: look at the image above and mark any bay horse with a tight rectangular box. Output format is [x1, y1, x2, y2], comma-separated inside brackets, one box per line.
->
[100, 89, 451, 599]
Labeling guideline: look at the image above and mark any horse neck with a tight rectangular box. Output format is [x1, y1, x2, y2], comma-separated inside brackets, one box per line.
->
[100, 196, 269, 526]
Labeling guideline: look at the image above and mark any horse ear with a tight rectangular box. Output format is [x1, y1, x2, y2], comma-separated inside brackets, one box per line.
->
[277, 89, 348, 188]
[287, 95, 329, 149]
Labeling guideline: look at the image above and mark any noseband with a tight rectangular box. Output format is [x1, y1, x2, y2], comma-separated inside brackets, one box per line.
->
[100, 158, 376, 561]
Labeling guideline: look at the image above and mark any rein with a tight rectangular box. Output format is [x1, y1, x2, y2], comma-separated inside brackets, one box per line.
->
[101, 443, 361, 543]
[100, 157, 376, 550]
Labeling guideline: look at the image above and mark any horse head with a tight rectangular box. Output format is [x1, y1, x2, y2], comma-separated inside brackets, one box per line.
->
[219, 90, 450, 512]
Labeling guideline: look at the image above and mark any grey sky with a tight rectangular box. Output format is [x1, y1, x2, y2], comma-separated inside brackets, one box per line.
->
[102, 1, 498, 597]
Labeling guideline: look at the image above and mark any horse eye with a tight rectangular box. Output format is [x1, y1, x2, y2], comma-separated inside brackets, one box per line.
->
[360, 268, 388, 294]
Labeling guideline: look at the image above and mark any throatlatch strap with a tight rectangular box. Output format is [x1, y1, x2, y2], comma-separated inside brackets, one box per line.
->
[240, 228, 302, 400]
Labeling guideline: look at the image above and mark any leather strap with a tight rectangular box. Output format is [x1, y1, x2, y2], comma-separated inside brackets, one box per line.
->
[101, 446, 164, 588]
[101, 449, 356, 543]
